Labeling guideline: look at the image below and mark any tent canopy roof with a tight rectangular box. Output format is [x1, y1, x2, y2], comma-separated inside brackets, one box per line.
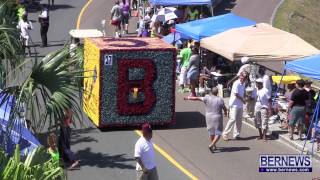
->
[200, 23, 320, 62]
[175, 13, 256, 41]
[285, 54, 320, 81]
[149, 0, 212, 5]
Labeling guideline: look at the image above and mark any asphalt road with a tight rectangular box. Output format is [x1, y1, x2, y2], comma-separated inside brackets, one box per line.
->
[27, 0, 320, 179]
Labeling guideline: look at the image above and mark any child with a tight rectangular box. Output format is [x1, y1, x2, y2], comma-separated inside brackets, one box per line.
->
[47, 133, 60, 162]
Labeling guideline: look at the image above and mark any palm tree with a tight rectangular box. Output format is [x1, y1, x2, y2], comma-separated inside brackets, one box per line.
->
[2, 46, 84, 134]
[0, 0, 85, 153]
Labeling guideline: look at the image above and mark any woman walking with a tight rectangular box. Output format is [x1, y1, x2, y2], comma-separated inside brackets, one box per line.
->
[186, 46, 200, 97]
[184, 87, 228, 153]
[120, 0, 130, 35]
[110, 0, 122, 38]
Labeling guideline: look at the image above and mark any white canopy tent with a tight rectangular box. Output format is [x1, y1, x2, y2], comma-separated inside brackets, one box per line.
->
[200, 23, 320, 62]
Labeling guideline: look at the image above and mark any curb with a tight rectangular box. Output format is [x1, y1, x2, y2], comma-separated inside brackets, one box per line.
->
[270, 0, 285, 25]
[243, 117, 320, 161]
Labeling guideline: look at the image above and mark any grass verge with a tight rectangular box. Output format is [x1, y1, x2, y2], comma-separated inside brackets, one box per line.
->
[273, 0, 320, 49]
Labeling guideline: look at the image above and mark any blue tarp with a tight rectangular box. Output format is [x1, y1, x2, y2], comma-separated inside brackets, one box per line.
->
[175, 13, 256, 41]
[149, 0, 212, 5]
[0, 93, 40, 155]
[162, 32, 189, 44]
[285, 54, 320, 81]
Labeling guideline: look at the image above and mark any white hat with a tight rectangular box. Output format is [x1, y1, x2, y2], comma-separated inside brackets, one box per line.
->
[167, 20, 175, 25]
[256, 78, 263, 83]
[241, 56, 250, 64]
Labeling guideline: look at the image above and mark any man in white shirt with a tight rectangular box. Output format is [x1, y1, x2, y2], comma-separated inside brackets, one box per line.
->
[222, 72, 247, 140]
[17, 14, 33, 56]
[254, 79, 271, 141]
[134, 123, 158, 180]
[258, 67, 272, 97]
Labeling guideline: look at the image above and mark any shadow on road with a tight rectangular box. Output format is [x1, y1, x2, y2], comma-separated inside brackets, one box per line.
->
[214, 0, 237, 16]
[216, 146, 250, 153]
[75, 147, 135, 169]
[71, 128, 99, 145]
[168, 112, 206, 129]
[27, 3, 74, 13]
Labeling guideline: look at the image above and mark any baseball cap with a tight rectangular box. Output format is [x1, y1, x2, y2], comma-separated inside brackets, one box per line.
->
[142, 123, 152, 133]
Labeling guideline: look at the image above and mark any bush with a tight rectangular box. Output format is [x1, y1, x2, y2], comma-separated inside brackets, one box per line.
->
[0, 145, 64, 180]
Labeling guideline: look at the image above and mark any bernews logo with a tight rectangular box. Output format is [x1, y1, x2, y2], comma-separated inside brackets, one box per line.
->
[259, 154, 312, 172]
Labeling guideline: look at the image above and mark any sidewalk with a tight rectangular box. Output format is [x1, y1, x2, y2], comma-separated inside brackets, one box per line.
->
[222, 97, 320, 160]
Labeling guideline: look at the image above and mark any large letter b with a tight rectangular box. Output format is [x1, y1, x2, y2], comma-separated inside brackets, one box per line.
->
[117, 59, 156, 115]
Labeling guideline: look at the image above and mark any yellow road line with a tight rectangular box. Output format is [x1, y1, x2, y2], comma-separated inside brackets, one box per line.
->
[135, 130, 199, 180]
[76, 0, 94, 29]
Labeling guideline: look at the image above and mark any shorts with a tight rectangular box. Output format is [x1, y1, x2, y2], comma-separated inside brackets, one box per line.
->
[254, 108, 268, 129]
[187, 69, 199, 81]
[22, 36, 30, 47]
[208, 128, 222, 136]
[289, 106, 305, 126]
[179, 67, 188, 85]
[122, 14, 129, 25]
[111, 20, 121, 26]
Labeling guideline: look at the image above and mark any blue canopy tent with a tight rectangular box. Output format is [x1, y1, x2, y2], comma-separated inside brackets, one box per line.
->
[149, 0, 212, 5]
[162, 32, 189, 44]
[286, 55, 320, 81]
[175, 13, 256, 41]
[0, 93, 40, 155]
[284, 54, 320, 154]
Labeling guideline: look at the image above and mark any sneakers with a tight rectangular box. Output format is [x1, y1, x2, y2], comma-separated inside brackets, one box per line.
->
[222, 135, 229, 141]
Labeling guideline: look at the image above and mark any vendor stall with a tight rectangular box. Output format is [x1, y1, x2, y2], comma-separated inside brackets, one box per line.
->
[285, 54, 320, 153]
[83, 37, 176, 127]
[200, 23, 320, 62]
[176, 13, 256, 41]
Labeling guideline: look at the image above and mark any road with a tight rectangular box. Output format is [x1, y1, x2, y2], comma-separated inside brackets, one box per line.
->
[27, 0, 320, 179]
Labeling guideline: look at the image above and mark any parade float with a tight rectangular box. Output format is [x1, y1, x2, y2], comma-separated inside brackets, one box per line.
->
[83, 37, 176, 127]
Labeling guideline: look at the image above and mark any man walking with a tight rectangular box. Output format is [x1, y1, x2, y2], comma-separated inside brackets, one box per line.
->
[134, 123, 158, 180]
[254, 78, 271, 141]
[17, 14, 33, 57]
[38, 4, 49, 47]
[222, 72, 247, 140]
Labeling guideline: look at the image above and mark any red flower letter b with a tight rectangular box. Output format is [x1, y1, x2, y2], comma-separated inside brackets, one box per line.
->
[117, 59, 156, 115]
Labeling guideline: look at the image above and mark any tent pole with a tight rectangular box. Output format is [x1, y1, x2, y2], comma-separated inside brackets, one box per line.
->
[210, 4, 214, 16]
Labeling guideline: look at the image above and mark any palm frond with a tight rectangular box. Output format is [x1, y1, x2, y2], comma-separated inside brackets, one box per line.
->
[1, 46, 84, 136]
